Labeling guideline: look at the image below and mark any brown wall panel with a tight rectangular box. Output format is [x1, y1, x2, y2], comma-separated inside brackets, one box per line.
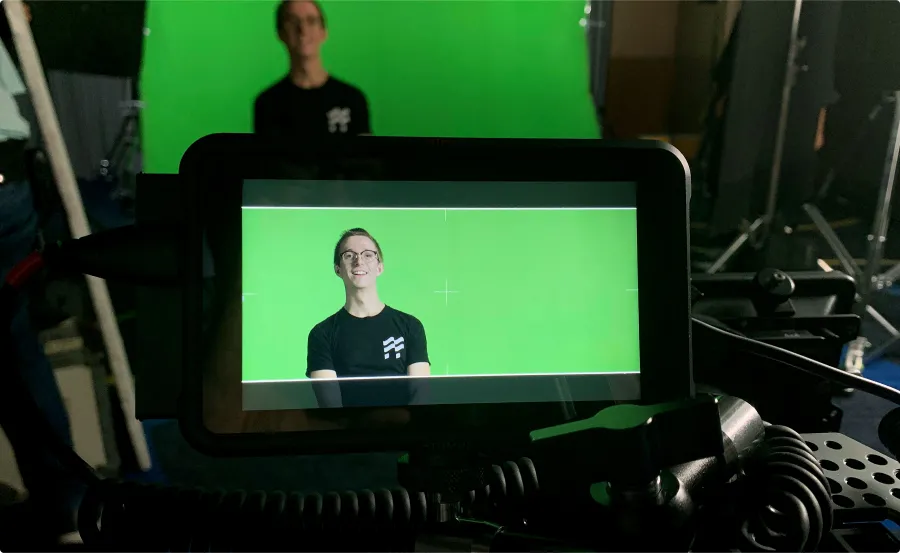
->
[605, 58, 676, 138]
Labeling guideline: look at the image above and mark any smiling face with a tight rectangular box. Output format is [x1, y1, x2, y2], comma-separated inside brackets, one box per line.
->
[336, 235, 384, 290]
[279, 1, 327, 61]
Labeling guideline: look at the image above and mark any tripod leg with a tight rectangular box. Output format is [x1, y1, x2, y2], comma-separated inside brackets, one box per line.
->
[877, 262, 900, 287]
[803, 203, 862, 278]
[862, 292, 900, 363]
[864, 333, 900, 364]
[706, 218, 763, 274]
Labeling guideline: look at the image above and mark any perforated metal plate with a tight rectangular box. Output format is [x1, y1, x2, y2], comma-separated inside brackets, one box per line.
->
[803, 433, 900, 520]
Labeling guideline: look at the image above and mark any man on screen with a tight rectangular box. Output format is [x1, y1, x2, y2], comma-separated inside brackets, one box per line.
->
[307, 228, 430, 408]
[254, 0, 371, 139]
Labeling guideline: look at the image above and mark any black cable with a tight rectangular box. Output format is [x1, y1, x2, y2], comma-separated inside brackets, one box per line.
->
[72, 463, 538, 550]
[693, 317, 900, 406]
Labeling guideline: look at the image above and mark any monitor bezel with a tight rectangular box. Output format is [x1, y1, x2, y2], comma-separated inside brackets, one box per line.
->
[177, 135, 693, 456]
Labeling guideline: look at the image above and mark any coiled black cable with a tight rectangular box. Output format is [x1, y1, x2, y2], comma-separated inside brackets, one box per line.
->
[77, 458, 539, 551]
[467, 458, 539, 524]
[735, 424, 833, 552]
[474, 458, 539, 504]
[80, 481, 428, 551]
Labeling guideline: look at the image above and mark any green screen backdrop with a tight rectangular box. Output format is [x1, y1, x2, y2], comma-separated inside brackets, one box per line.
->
[242, 207, 640, 382]
[140, 0, 601, 174]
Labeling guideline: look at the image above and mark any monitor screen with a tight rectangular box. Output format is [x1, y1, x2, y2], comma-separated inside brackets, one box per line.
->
[240, 180, 640, 410]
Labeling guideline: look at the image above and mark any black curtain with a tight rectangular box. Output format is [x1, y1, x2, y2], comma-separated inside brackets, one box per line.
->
[710, 0, 842, 233]
[822, 0, 900, 207]
[586, 0, 614, 134]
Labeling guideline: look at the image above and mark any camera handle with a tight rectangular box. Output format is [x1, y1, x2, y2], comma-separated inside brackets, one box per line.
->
[527, 395, 725, 550]
[396, 396, 726, 551]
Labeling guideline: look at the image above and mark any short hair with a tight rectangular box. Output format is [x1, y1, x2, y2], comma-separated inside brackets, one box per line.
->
[276, 0, 327, 32]
[334, 228, 383, 265]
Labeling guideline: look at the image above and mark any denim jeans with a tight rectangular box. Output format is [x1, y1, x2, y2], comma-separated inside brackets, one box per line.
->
[0, 180, 81, 529]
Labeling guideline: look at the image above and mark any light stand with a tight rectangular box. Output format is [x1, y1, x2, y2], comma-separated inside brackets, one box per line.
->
[100, 98, 144, 201]
[706, 0, 805, 274]
[807, 90, 900, 363]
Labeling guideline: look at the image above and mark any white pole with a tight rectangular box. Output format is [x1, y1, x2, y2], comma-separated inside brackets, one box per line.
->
[3, 0, 151, 471]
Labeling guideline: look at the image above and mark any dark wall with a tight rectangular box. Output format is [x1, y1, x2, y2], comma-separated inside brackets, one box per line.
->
[0, 1, 145, 78]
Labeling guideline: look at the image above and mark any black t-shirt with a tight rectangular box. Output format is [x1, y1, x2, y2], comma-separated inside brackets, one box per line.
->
[253, 76, 371, 140]
[306, 306, 429, 407]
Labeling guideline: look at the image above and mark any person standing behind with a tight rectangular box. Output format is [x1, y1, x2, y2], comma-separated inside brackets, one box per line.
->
[254, 0, 371, 139]
[0, 15, 83, 546]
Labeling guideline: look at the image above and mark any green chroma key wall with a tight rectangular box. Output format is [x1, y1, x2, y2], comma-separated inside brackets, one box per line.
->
[241, 207, 639, 381]
[140, 0, 601, 173]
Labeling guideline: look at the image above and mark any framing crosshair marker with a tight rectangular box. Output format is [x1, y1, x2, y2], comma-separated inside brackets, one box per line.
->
[433, 279, 460, 306]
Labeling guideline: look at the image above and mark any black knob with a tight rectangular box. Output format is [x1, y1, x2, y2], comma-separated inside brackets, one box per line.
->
[752, 268, 795, 314]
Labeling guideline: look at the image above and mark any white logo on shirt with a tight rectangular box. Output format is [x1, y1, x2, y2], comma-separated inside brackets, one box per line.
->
[383, 336, 405, 359]
[327, 107, 351, 133]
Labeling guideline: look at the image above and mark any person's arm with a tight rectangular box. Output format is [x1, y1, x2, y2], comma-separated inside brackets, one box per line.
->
[406, 318, 430, 404]
[406, 318, 430, 377]
[356, 90, 372, 136]
[408, 363, 430, 377]
[253, 94, 276, 136]
[307, 327, 343, 408]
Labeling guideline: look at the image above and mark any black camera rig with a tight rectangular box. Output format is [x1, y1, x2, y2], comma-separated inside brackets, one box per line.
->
[11, 387, 900, 552]
[2, 229, 900, 552]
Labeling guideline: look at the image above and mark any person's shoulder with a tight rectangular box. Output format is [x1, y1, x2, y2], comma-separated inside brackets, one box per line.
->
[309, 309, 343, 337]
[255, 77, 291, 103]
[385, 306, 424, 329]
[327, 76, 367, 101]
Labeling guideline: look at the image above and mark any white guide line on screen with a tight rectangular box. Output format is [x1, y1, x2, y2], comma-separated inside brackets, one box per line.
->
[242, 293, 258, 302]
[240, 206, 635, 211]
[626, 289, 638, 292]
[434, 279, 460, 306]
[243, 371, 638, 384]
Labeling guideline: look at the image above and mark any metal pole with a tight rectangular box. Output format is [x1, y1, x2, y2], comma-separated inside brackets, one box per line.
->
[858, 91, 900, 313]
[759, 0, 805, 242]
[3, 0, 150, 470]
[706, 0, 805, 273]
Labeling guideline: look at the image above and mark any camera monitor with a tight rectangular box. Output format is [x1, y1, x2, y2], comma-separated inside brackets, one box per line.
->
[176, 136, 692, 455]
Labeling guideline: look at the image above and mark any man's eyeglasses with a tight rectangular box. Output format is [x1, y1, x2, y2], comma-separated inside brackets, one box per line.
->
[286, 16, 322, 29]
[341, 250, 379, 263]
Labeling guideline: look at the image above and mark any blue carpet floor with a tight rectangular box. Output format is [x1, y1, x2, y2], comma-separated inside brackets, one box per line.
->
[835, 355, 900, 457]
[860, 358, 900, 391]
